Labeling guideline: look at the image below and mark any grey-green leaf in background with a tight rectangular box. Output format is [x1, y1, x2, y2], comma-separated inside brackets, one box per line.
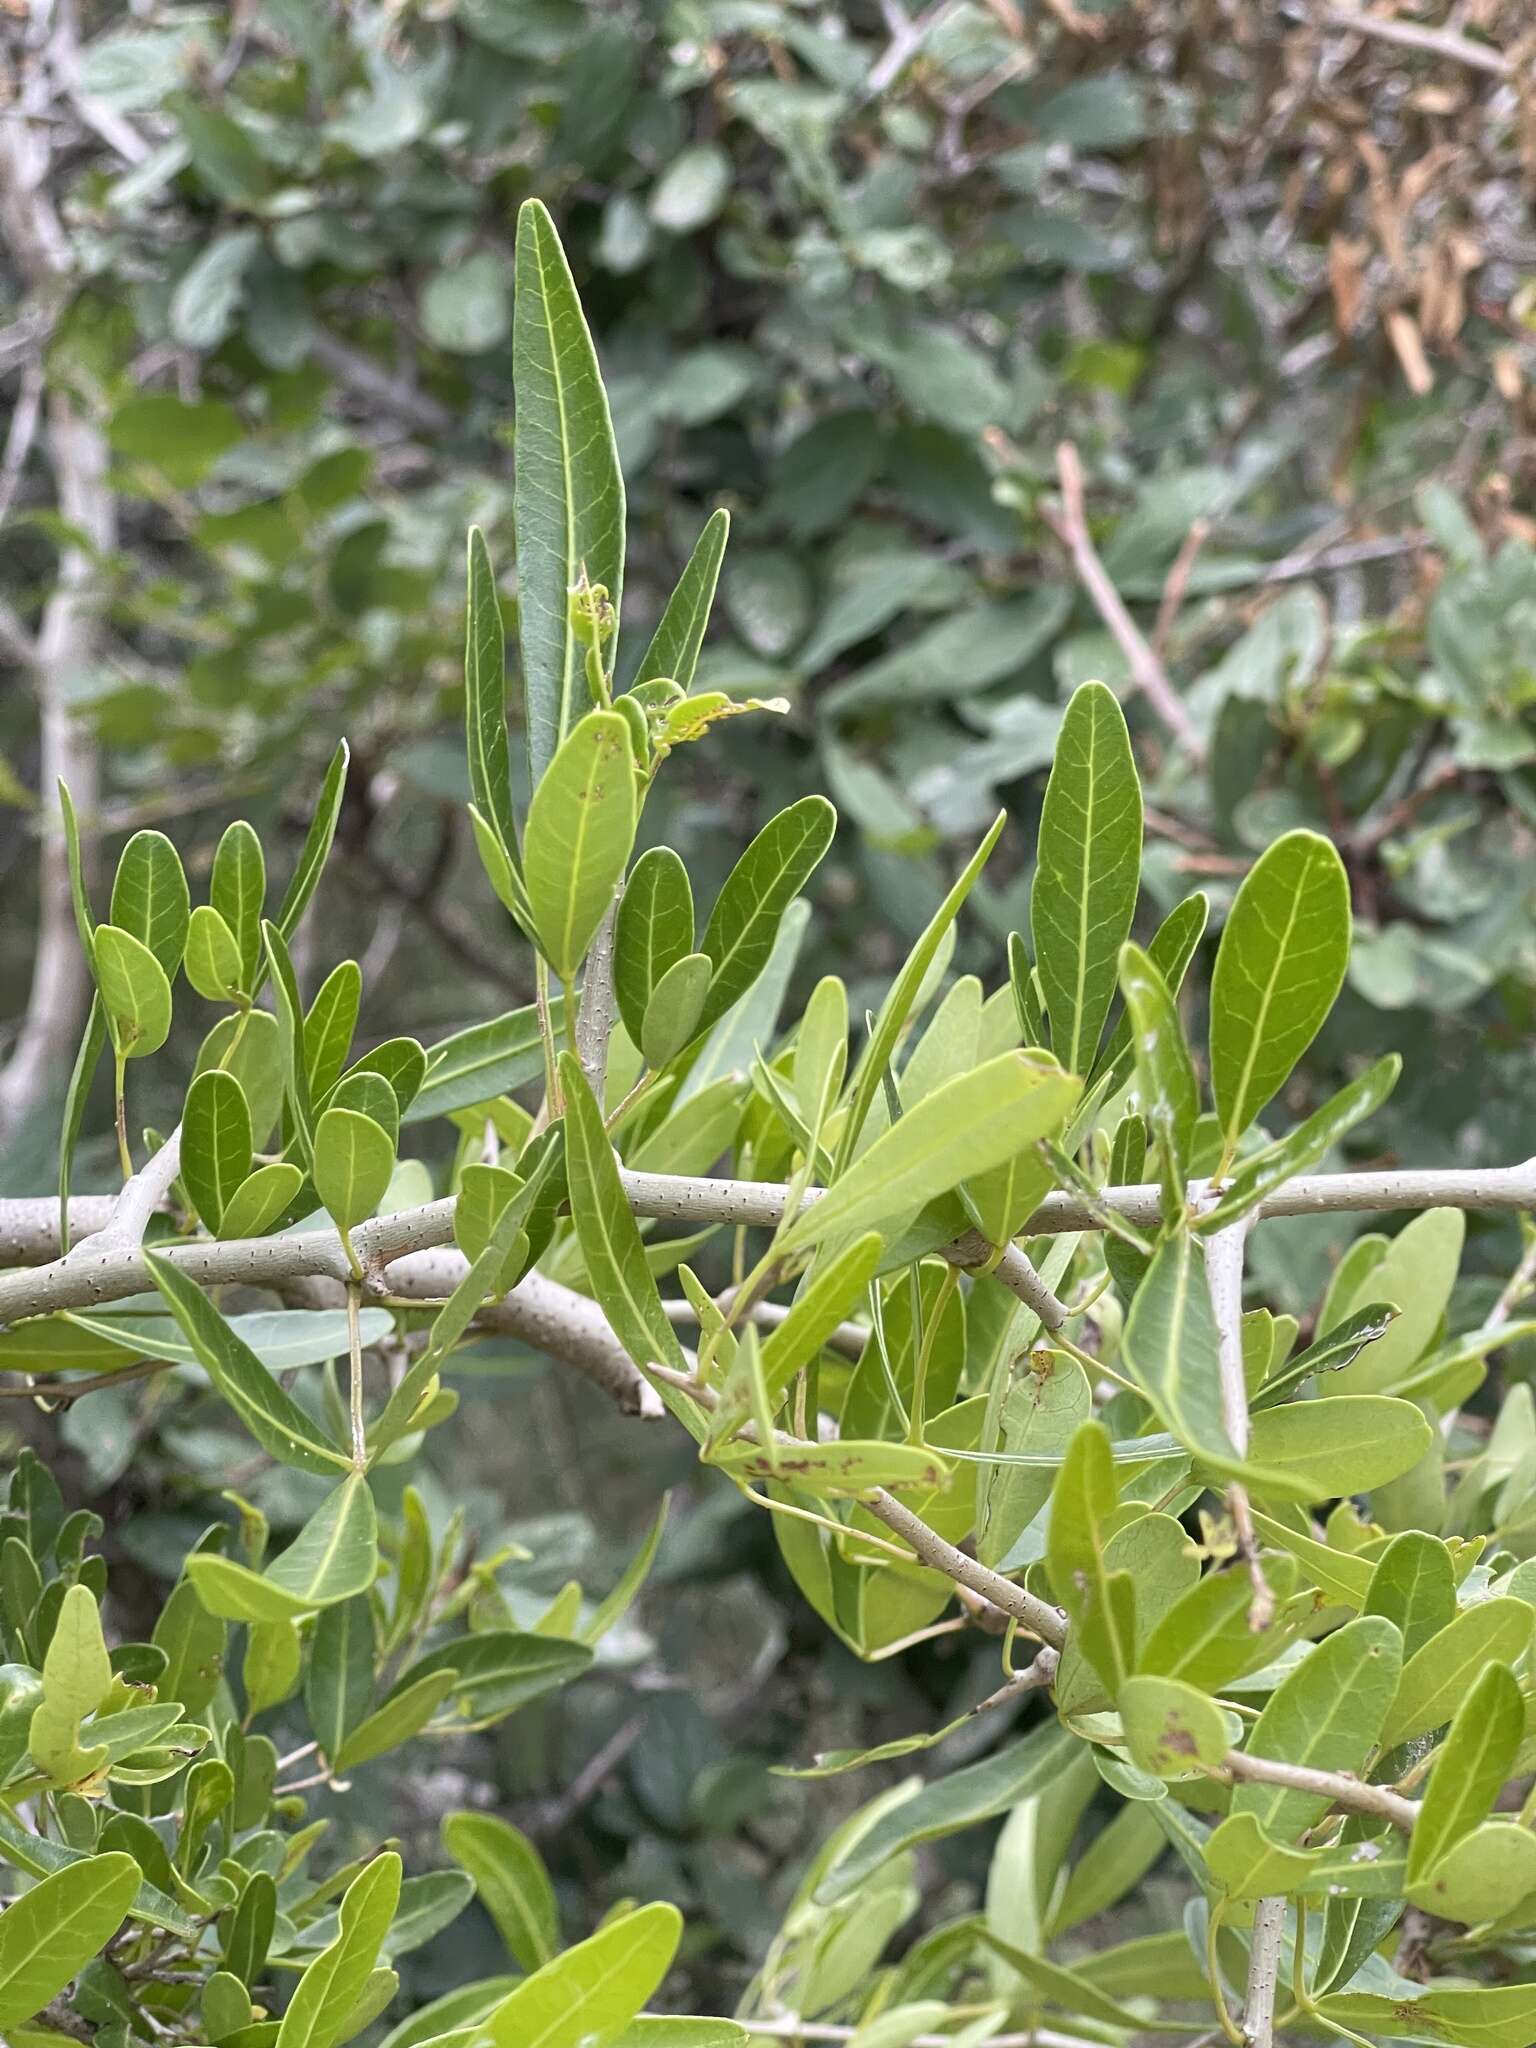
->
[514, 197, 626, 789]
[1031, 681, 1143, 1077]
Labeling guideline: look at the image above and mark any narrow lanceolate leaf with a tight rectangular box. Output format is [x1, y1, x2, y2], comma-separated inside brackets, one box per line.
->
[465, 527, 517, 854]
[313, 1108, 395, 1234]
[182, 1068, 254, 1232]
[111, 829, 191, 977]
[1121, 1228, 1234, 1462]
[783, 1052, 1078, 1252]
[94, 925, 173, 1059]
[1118, 941, 1197, 1217]
[1097, 891, 1209, 1090]
[1198, 1053, 1401, 1234]
[0, 1852, 140, 2027]
[748, 1232, 883, 1424]
[1209, 828, 1351, 1150]
[1250, 1303, 1397, 1410]
[614, 847, 695, 1045]
[441, 1811, 560, 1973]
[718, 1437, 949, 1493]
[557, 1053, 699, 1432]
[145, 1252, 350, 1475]
[262, 919, 314, 1154]
[276, 1851, 401, 2048]
[1381, 1597, 1533, 1750]
[1405, 1662, 1525, 1886]
[514, 197, 626, 789]
[632, 507, 730, 690]
[698, 796, 836, 1035]
[524, 711, 638, 983]
[1031, 681, 1143, 1076]
[1232, 1615, 1402, 1842]
[476, 1901, 681, 2048]
[212, 818, 266, 990]
[185, 904, 245, 1004]
[188, 1477, 378, 1623]
[841, 812, 1004, 1168]
[273, 741, 349, 949]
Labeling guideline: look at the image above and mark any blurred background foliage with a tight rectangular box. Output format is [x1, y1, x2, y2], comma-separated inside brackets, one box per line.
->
[3, 0, 1536, 2018]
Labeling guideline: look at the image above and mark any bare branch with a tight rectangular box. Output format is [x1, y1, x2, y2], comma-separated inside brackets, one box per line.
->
[1041, 442, 1206, 760]
[63, 1125, 183, 1263]
[1243, 1896, 1286, 2048]
[1217, 1748, 1418, 1832]
[575, 897, 620, 1098]
[1205, 1214, 1273, 1628]
[1322, 5, 1512, 78]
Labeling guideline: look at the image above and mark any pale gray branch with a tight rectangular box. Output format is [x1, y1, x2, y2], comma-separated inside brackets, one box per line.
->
[1243, 1895, 1286, 2048]
[1219, 1748, 1417, 1832]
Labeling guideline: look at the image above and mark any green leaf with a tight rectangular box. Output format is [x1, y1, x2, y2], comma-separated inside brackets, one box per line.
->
[1363, 1531, 1457, 1661]
[390, 1631, 592, 1733]
[110, 829, 190, 976]
[27, 1583, 111, 1785]
[1032, 680, 1143, 1074]
[187, 1477, 377, 1622]
[1198, 1054, 1401, 1234]
[465, 527, 517, 856]
[304, 1595, 373, 1765]
[582, 1492, 670, 1647]
[218, 1161, 305, 1239]
[475, 1901, 680, 2048]
[273, 741, 349, 950]
[1046, 1421, 1133, 1690]
[211, 820, 266, 993]
[1096, 891, 1209, 1090]
[839, 812, 1004, 1168]
[514, 197, 626, 789]
[524, 710, 638, 982]
[1406, 1662, 1525, 1888]
[93, 924, 173, 1059]
[1118, 941, 1197, 1217]
[1121, 1228, 1234, 1463]
[198, 1007, 283, 1144]
[262, 920, 314, 1156]
[1319, 1985, 1536, 2048]
[1214, 1395, 1432, 1504]
[1380, 1597, 1533, 1749]
[1333, 1208, 1465, 1396]
[978, 1352, 1092, 1568]
[1208, 829, 1351, 1151]
[1118, 1675, 1231, 1778]
[304, 960, 361, 1100]
[1408, 1820, 1536, 1926]
[0, 1851, 139, 2027]
[182, 1069, 253, 1233]
[556, 1052, 695, 1415]
[186, 904, 246, 1004]
[614, 848, 695, 1046]
[640, 951, 710, 1067]
[698, 796, 836, 1036]
[815, 1720, 1077, 1904]
[313, 1108, 396, 1235]
[781, 1052, 1078, 1252]
[146, 1252, 350, 1474]
[441, 1812, 559, 1973]
[632, 508, 729, 690]
[714, 1233, 882, 1443]
[979, 1929, 1190, 2035]
[409, 1005, 564, 1124]
[335, 1668, 458, 1773]
[716, 1438, 949, 1494]
[1250, 1303, 1398, 1410]
[1231, 1615, 1402, 1841]
[276, 1851, 401, 2048]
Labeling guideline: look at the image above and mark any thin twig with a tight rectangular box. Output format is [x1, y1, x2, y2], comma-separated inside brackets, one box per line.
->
[1322, 5, 1512, 78]
[1205, 1215, 1274, 1629]
[1041, 443, 1206, 760]
[1216, 1748, 1418, 1832]
[1243, 1896, 1286, 2048]
[1153, 516, 1211, 660]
